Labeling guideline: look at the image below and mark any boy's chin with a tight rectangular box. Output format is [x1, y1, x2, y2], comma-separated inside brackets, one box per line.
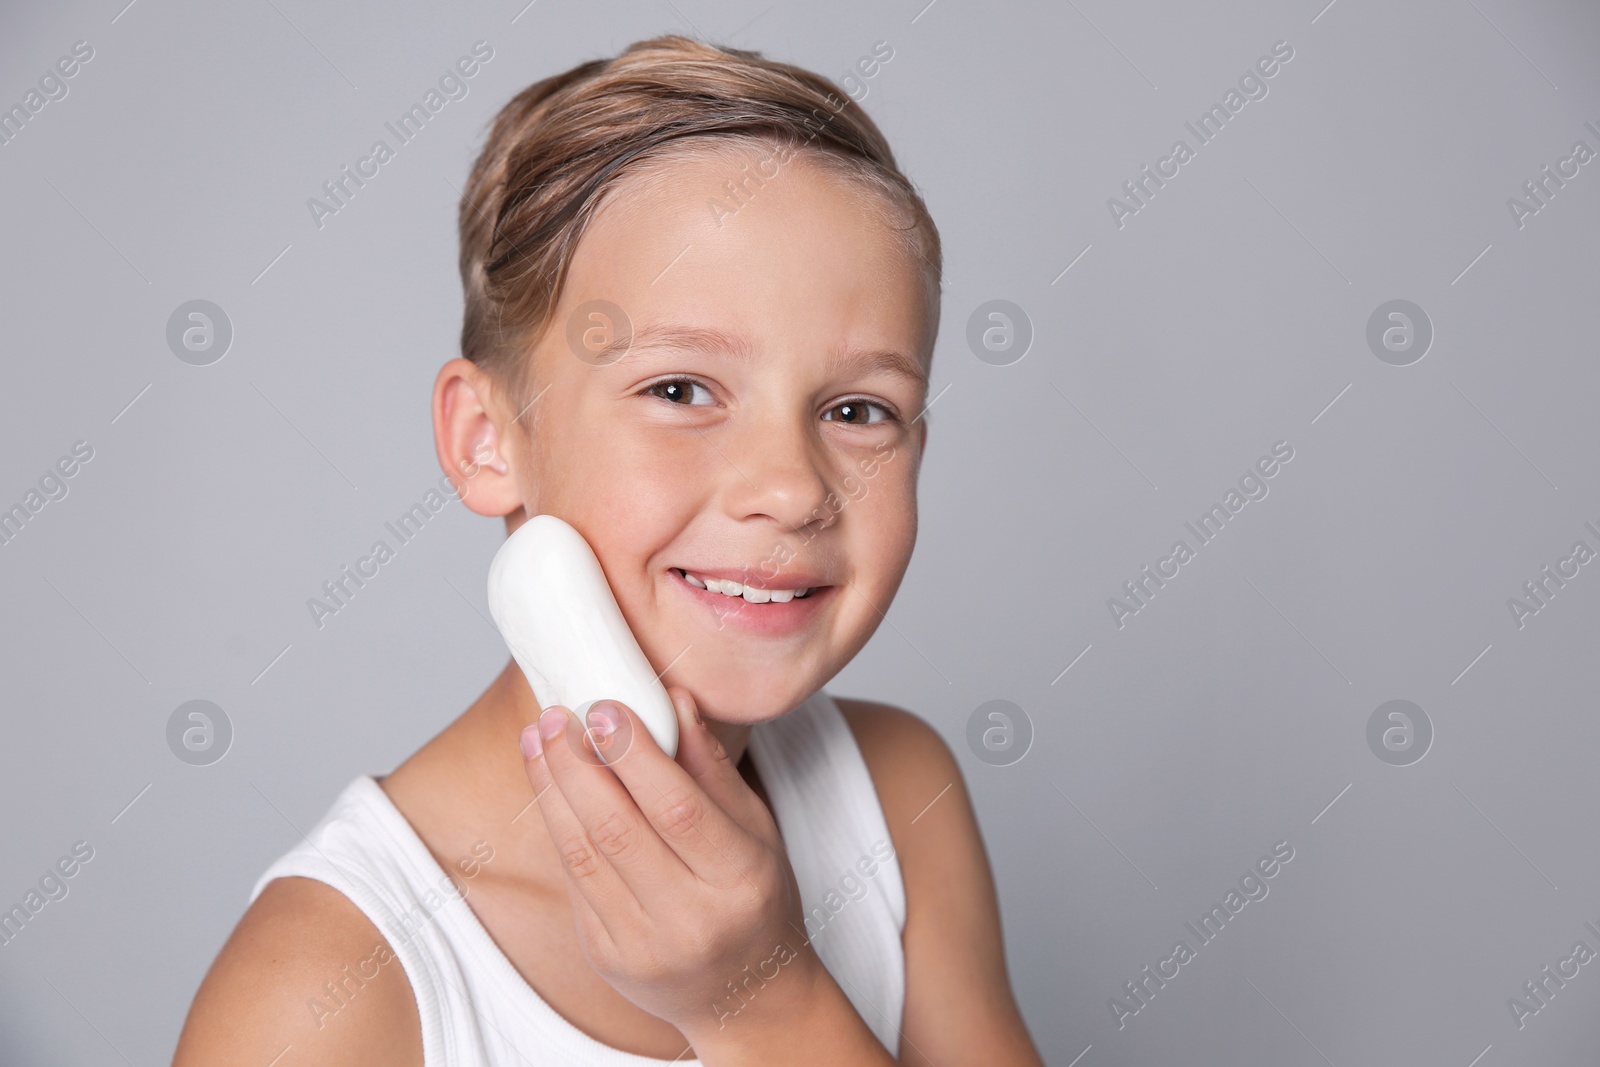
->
[681, 675, 817, 726]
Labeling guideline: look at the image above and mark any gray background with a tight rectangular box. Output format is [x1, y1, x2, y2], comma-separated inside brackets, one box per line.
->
[2, 0, 1598, 1063]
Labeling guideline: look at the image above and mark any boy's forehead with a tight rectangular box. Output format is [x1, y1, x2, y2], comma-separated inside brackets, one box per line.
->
[556, 145, 931, 354]
[602, 137, 808, 204]
[590, 146, 845, 238]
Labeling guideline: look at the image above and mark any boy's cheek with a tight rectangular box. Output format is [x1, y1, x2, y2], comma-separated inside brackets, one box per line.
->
[858, 439, 899, 479]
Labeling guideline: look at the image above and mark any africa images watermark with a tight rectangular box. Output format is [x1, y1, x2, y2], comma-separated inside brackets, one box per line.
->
[1, 840, 96, 948]
[702, 61, 861, 230]
[1107, 441, 1295, 629]
[1505, 118, 1600, 231]
[698, 439, 900, 634]
[1505, 915, 1600, 1031]
[1107, 839, 1296, 1029]
[700, 35, 896, 230]
[709, 837, 897, 1030]
[305, 443, 499, 629]
[306, 840, 494, 1029]
[1505, 515, 1600, 630]
[839, 39, 895, 103]
[1107, 39, 1296, 229]
[757, 439, 897, 580]
[306, 40, 495, 230]
[0, 39, 95, 148]
[0, 439, 95, 549]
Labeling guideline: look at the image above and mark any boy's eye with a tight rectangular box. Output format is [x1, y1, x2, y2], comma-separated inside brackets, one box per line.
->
[642, 379, 896, 425]
[642, 378, 715, 406]
[822, 399, 895, 425]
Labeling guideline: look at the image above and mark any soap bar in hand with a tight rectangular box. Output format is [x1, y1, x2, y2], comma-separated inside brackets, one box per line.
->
[486, 514, 679, 759]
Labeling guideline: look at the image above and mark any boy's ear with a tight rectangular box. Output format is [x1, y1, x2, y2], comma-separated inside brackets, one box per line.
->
[432, 358, 523, 518]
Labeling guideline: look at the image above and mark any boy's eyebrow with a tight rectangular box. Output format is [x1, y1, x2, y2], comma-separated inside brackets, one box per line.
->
[602, 322, 928, 389]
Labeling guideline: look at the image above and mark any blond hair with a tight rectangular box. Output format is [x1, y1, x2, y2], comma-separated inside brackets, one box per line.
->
[455, 34, 942, 403]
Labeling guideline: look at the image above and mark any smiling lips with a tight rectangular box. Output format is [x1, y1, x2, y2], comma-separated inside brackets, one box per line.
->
[671, 566, 824, 603]
[668, 566, 836, 636]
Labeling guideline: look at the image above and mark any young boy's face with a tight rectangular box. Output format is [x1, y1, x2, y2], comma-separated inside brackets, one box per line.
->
[510, 144, 932, 725]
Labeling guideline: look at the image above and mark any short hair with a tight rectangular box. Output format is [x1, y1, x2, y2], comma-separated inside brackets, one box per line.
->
[455, 34, 942, 404]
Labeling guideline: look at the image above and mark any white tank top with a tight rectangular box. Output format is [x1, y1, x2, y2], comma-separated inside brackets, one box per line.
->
[249, 688, 907, 1065]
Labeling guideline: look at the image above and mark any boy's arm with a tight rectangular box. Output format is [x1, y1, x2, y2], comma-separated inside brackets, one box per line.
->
[172, 875, 423, 1067]
[841, 699, 1049, 1067]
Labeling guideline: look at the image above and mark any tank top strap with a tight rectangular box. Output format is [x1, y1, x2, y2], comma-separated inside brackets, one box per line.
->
[248, 776, 480, 1066]
[745, 688, 908, 1054]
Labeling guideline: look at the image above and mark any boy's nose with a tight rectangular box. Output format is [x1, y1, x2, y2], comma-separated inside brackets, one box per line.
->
[720, 419, 836, 535]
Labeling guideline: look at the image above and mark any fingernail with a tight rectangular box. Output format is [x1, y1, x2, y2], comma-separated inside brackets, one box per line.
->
[538, 706, 567, 741]
[586, 705, 616, 738]
[520, 723, 543, 759]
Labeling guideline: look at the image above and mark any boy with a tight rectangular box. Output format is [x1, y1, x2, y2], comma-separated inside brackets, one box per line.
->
[174, 34, 1044, 1067]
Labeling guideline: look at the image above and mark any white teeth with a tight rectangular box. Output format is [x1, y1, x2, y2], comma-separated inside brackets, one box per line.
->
[678, 570, 814, 602]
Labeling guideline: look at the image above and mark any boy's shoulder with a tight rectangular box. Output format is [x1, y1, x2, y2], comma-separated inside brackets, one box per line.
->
[832, 698, 1040, 1063]
[172, 875, 422, 1067]
[833, 696, 948, 756]
[832, 696, 967, 832]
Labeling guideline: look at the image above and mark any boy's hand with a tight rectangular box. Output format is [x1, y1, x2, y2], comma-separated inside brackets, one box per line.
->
[518, 687, 822, 1044]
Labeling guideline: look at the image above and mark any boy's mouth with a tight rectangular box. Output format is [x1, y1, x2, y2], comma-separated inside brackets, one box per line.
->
[668, 566, 837, 636]
[670, 566, 826, 604]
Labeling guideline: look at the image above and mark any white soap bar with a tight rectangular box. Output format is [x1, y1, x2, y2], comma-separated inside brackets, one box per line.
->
[486, 514, 679, 759]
